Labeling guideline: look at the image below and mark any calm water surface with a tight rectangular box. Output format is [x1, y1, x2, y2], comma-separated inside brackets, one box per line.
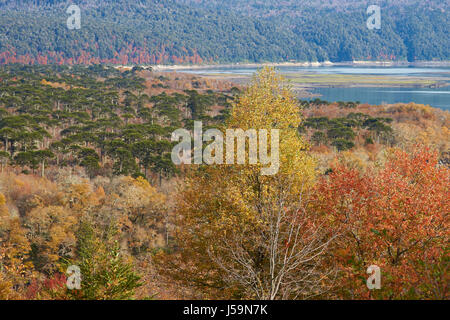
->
[177, 66, 450, 110]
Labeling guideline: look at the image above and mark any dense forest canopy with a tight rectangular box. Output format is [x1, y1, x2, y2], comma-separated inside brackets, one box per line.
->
[0, 0, 448, 64]
[0, 64, 238, 181]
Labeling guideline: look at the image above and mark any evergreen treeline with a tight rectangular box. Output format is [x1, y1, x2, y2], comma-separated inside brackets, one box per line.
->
[0, 64, 233, 182]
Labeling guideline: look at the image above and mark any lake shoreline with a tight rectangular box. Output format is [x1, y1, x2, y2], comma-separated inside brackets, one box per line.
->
[150, 60, 450, 71]
[151, 64, 449, 109]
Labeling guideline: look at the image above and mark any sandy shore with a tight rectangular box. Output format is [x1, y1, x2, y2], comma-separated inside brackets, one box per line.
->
[151, 61, 335, 71]
[149, 60, 450, 71]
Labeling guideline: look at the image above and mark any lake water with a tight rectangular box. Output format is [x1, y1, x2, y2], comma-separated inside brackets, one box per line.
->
[176, 66, 450, 110]
[309, 87, 450, 110]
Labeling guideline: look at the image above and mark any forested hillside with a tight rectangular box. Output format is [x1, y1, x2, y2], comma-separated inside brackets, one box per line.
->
[0, 0, 448, 64]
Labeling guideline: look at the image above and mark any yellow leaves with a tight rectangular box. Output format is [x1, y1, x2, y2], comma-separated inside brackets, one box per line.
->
[229, 67, 301, 130]
[67, 182, 92, 203]
[231, 67, 316, 189]
[27, 205, 78, 267]
[177, 67, 319, 228]
[0, 218, 34, 285]
[29, 194, 45, 208]
[62, 182, 105, 211]
[94, 186, 106, 202]
[338, 150, 368, 171]
[13, 178, 25, 188]
[0, 193, 8, 218]
[134, 176, 151, 189]
[108, 176, 166, 212]
[0, 273, 15, 300]
[0, 193, 6, 206]
[0, 171, 170, 297]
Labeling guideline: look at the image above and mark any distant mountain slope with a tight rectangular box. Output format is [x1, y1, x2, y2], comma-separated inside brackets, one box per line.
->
[0, 0, 448, 64]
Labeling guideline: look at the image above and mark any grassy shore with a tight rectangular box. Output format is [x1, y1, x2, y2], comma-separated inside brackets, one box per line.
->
[285, 73, 448, 88]
[191, 72, 449, 89]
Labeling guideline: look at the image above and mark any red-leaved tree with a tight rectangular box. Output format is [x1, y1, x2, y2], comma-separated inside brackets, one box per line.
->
[315, 146, 449, 299]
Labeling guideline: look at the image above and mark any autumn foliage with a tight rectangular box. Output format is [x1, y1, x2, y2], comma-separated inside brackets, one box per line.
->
[315, 146, 449, 299]
[0, 67, 449, 300]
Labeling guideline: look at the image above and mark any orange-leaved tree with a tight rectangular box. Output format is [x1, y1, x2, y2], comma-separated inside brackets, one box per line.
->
[315, 146, 449, 299]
